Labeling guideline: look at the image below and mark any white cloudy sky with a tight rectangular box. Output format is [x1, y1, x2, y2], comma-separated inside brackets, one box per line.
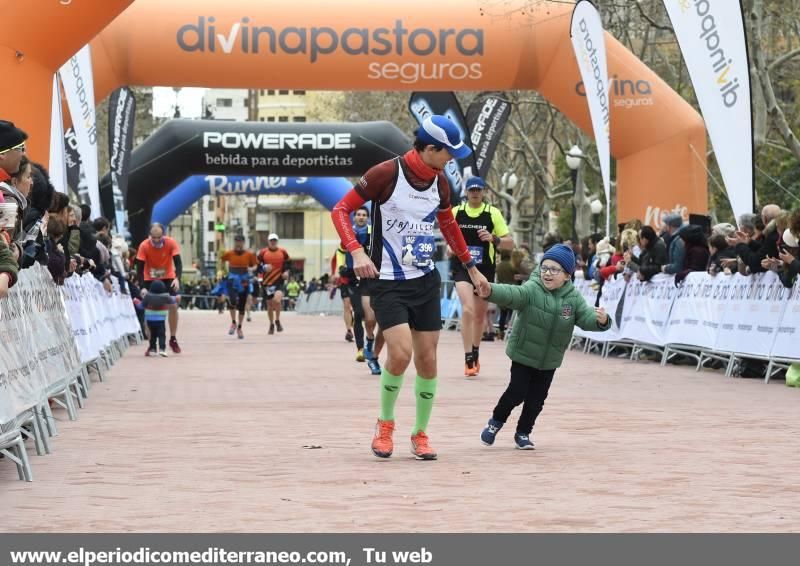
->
[152, 87, 208, 118]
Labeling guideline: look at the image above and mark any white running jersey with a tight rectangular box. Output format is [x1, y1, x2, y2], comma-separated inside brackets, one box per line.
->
[375, 160, 441, 280]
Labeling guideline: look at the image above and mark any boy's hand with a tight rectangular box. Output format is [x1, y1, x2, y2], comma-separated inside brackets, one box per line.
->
[0, 273, 9, 298]
[595, 307, 609, 326]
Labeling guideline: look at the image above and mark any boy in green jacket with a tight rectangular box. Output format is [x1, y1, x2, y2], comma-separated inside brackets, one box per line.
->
[477, 244, 610, 449]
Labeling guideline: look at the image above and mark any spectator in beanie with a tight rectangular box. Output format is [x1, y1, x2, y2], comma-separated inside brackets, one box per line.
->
[0, 120, 27, 181]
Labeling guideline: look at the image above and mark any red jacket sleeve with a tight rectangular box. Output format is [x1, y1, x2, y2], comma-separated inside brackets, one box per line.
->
[331, 189, 366, 254]
[599, 256, 621, 281]
[437, 209, 472, 265]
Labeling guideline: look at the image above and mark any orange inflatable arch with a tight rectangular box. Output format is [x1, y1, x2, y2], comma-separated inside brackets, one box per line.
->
[1, 0, 706, 225]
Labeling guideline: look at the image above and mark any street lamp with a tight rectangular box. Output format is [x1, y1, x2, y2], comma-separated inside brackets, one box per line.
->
[499, 172, 519, 222]
[590, 198, 604, 235]
[501, 172, 519, 191]
[565, 145, 583, 241]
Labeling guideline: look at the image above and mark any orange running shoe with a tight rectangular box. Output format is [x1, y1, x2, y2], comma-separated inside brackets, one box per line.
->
[464, 361, 478, 377]
[410, 431, 437, 460]
[371, 419, 395, 458]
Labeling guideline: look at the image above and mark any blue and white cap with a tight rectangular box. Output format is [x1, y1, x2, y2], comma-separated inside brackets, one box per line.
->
[464, 176, 486, 190]
[416, 115, 472, 159]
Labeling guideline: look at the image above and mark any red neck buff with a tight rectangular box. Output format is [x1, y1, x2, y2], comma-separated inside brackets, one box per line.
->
[403, 149, 439, 182]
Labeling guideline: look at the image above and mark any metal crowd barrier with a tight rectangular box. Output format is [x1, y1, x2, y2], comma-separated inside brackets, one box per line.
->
[0, 266, 141, 481]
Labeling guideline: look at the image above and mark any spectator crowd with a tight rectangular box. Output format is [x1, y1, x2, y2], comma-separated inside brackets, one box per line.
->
[1, 120, 132, 299]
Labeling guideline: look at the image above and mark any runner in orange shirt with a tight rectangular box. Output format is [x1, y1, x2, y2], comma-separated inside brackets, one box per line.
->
[221, 234, 258, 339]
[258, 233, 291, 335]
[136, 223, 183, 353]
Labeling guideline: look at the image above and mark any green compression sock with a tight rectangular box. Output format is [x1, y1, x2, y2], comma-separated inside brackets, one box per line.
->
[379, 368, 404, 421]
[414, 375, 438, 434]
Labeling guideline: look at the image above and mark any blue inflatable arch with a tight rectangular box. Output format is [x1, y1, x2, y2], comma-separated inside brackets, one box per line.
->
[151, 175, 353, 227]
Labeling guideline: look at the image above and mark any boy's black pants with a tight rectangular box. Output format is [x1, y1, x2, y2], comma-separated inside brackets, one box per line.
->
[147, 321, 166, 351]
[492, 361, 555, 435]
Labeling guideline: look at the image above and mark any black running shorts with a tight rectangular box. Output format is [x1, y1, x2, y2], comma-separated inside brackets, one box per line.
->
[369, 270, 441, 332]
[263, 281, 285, 301]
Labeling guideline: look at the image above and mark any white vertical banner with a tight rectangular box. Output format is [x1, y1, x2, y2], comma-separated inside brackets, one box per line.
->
[662, 0, 753, 222]
[59, 44, 101, 219]
[49, 74, 68, 194]
[570, 0, 612, 235]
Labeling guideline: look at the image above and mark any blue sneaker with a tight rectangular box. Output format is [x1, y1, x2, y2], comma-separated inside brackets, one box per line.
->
[364, 340, 375, 361]
[514, 433, 535, 450]
[480, 418, 503, 446]
[367, 358, 381, 375]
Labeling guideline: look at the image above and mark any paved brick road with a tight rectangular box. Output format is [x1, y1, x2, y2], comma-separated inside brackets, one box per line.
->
[2, 310, 798, 532]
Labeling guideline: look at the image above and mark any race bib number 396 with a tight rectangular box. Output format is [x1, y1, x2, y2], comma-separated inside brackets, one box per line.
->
[401, 236, 435, 267]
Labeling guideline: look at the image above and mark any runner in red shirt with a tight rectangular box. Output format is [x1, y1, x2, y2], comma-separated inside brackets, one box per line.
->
[331, 115, 489, 460]
[258, 233, 291, 335]
[136, 223, 183, 353]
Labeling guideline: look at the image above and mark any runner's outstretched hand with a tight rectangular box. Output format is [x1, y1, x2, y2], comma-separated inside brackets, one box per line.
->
[469, 267, 491, 298]
[352, 248, 379, 279]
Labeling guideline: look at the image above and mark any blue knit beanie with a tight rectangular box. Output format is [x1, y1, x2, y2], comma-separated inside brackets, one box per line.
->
[542, 243, 576, 274]
[149, 279, 167, 294]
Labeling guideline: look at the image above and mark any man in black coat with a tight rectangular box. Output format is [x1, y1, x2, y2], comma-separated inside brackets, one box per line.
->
[728, 204, 782, 274]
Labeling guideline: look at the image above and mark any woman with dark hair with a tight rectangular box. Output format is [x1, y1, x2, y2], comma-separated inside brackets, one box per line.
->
[17, 161, 54, 268]
[675, 225, 710, 284]
[46, 216, 68, 284]
[707, 233, 737, 275]
[627, 225, 667, 281]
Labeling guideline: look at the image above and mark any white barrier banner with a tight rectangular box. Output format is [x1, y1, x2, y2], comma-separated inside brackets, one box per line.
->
[619, 274, 677, 346]
[62, 274, 139, 362]
[714, 272, 788, 356]
[570, 0, 611, 234]
[0, 265, 82, 425]
[771, 279, 800, 359]
[662, 0, 753, 222]
[570, 274, 625, 342]
[664, 272, 731, 349]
